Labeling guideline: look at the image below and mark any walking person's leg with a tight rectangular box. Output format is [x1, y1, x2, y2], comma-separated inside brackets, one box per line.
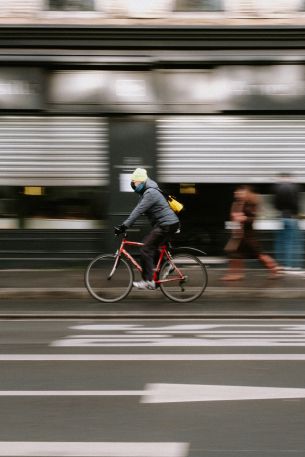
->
[275, 219, 285, 267]
[283, 218, 295, 269]
[222, 238, 245, 281]
[289, 218, 302, 269]
[259, 253, 281, 277]
[296, 222, 304, 269]
[221, 258, 245, 281]
[246, 229, 281, 278]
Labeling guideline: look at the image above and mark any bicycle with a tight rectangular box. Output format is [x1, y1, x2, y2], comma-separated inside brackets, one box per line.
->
[85, 230, 208, 303]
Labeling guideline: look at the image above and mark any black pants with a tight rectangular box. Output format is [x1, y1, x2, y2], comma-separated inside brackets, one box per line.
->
[140, 223, 180, 281]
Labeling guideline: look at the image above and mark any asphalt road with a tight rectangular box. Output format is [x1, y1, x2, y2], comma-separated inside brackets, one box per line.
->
[0, 318, 304, 456]
[1, 297, 305, 318]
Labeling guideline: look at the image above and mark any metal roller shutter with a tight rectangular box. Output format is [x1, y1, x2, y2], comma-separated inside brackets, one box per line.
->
[0, 116, 108, 186]
[157, 116, 305, 183]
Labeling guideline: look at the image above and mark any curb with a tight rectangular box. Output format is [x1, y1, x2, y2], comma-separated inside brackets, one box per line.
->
[0, 287, 305, 299]
[0, 313, 305, 320]
[0, 288, 89, 299]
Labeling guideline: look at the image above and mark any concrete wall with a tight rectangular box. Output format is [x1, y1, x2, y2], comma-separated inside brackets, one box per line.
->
[0, 0, 43, 16]
[0, 0, 304, 19]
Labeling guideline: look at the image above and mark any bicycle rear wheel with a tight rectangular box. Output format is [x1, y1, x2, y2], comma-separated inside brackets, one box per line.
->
[159, 253, 208, 302]
[85, 254, 133, 303]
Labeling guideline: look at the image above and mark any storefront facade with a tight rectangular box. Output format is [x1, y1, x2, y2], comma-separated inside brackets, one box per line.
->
[1, 26, 305, 264]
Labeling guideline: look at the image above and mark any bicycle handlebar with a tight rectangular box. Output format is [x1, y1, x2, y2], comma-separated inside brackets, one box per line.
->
[114, 226, 128, 238]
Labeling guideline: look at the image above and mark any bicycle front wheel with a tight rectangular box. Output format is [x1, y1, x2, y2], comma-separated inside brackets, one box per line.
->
[85, 254, 133, 303]
[159, 253, 208, 303]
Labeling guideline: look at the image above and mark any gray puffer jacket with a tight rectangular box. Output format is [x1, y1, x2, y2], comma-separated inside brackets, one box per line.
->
[123, 178, 179, 229]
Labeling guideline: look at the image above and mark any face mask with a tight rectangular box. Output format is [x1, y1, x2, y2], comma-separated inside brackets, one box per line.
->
[134, 182, 145, 193]
[130, 181, 136, 191]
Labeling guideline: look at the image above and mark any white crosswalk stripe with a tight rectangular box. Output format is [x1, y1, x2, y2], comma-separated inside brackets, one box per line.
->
[51, 323, 305, 347]
[0, 442, 189, 457]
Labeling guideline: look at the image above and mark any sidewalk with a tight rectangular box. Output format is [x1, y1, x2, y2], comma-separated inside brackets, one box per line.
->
[0, 266, 304, 301]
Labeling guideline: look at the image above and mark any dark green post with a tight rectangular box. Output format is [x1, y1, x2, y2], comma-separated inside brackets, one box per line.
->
[107, 117, 156, 250]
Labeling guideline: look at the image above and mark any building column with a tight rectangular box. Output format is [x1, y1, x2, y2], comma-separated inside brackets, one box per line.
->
[107, 117, 156, 250]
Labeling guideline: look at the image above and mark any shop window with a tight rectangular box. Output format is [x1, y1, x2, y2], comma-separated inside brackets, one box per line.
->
[0, 186, 110, 229]
[48, 0, 96, 11]
[175, 0, 224, 11]
[24, 188, 105, 218]
[0, 188, 17, 218]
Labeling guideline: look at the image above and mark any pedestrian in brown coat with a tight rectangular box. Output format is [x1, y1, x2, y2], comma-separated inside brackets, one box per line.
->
[222, 185, 281, 280]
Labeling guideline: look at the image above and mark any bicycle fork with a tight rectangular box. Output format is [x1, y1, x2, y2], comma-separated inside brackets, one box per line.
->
[107, 253, 120, 280]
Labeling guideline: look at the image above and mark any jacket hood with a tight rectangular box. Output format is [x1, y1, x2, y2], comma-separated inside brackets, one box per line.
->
[144, 178, 158, 190]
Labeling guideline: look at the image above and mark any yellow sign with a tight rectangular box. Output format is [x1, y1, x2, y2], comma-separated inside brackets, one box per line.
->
[180, 184, 196, 194]
[24, 187, 44, 196]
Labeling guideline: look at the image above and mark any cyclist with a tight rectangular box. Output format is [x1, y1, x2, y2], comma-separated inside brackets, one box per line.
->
[115, 167, 180, 290]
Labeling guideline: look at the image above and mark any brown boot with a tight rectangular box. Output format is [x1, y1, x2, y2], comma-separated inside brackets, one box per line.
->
[259, 254, 282, 278]
[221, 259, 245, 281]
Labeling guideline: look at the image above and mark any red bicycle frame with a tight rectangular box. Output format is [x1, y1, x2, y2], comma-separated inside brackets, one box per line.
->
[115, 237, 185, 284]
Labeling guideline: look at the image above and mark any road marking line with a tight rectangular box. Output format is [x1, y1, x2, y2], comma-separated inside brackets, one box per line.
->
[52, 324, 305, 348]
[0, 442, 189, 457]
[0, 390, 144, 396]
[142, 383, 305, 403]
[0, 354, 305, 361]
[1, 384, 305, 403]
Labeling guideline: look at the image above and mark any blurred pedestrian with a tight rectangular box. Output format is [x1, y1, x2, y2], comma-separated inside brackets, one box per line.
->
[222, 185, 281, 280]
[273, 172, 303, 271]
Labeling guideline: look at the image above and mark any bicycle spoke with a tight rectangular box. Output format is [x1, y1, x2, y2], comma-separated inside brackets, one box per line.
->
[85, 254, 133, 303]
[159, 253, 207, 302]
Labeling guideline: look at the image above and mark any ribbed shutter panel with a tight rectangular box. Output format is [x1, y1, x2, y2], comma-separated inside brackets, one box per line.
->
[0, 116, 108, 186]
[157, 116, 305, 183]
